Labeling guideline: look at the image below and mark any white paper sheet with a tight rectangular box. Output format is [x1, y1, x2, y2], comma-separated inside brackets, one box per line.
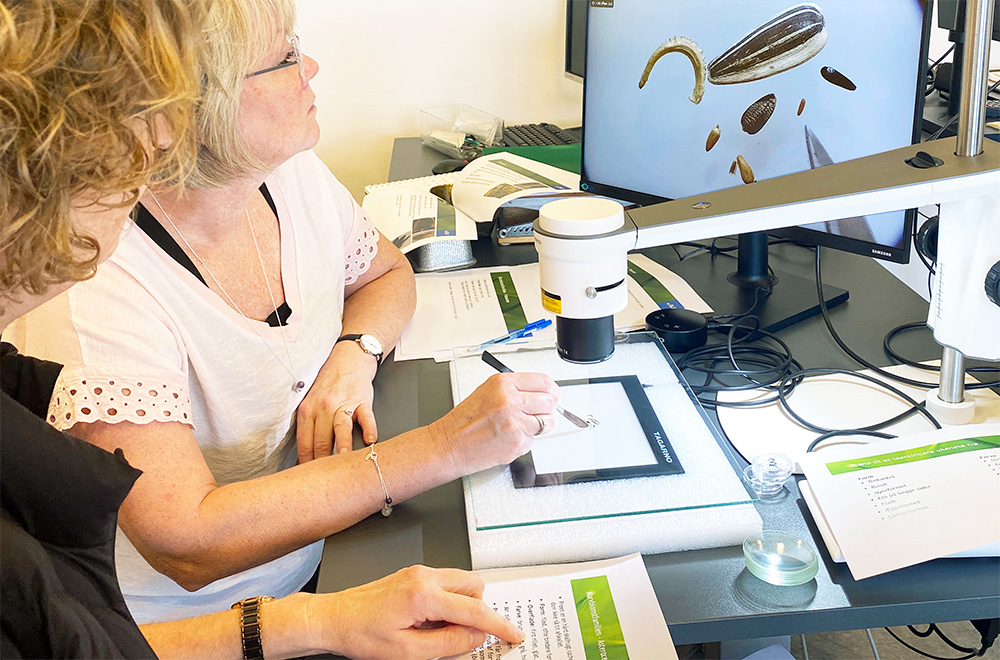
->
[396, 255, 711, 362]
[442, 553, 676, 660]
[798, 423, 1000, 580]
[529, 381, 657, 475]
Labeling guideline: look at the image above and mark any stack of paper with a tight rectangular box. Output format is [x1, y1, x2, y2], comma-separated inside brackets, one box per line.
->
[799, 423, 1000, 579]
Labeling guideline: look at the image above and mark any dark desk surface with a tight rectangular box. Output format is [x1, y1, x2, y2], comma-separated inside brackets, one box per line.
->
[319, 137, 1000, 645]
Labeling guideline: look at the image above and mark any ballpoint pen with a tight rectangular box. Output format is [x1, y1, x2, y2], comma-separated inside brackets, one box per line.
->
[468, 319, 552, 352]
[481, 350, 598, 429]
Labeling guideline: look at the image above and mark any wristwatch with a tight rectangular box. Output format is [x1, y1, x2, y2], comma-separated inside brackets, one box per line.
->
[231, 595, 275, 660]
[336, 333, 383, 365]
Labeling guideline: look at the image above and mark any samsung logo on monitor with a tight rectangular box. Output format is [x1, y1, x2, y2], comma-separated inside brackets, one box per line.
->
[871, 248, 892, 258]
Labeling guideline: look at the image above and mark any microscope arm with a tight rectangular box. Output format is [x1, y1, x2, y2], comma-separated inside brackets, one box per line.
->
[624, 137, 1000, 364]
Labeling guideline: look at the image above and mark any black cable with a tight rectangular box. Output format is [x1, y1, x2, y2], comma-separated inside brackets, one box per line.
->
[926, 45, 956, 99]
[929, 44, 956, 74]
[883, 626, 978, 660]
[777, 367, 942, 434]
[814, 247, 999, 390]
[679, 332, 801, 408]
[806, 429, 896, 453]
[913, 210, 937, 276]
[673, 236, 799, 262]
[883, 323, 1000, 386]
[927, 78, 1000, 141]
[676, 306, 804, 409]
[911, 624, 979, 655]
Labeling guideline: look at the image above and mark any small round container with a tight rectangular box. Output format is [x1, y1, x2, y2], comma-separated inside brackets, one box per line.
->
[743, 453, 793, 499]
[743, 531, 819, 586]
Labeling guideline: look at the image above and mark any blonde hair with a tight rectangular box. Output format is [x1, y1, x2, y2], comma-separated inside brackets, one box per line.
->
[0, 0, 201, 306]
[184, 0, 296, 188]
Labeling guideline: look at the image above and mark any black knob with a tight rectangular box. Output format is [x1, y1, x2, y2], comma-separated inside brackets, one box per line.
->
[986, 261, 1000, 307]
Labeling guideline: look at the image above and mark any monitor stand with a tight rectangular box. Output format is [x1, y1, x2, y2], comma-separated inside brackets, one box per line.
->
[652, 232, 849, 333]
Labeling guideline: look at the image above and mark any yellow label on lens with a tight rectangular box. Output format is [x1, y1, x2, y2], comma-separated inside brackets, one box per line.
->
[541, 289, 562, 314]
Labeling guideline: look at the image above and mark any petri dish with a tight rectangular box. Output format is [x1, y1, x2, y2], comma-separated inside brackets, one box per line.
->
[743, 453, 793, 499]
[743, 531, 819, 586]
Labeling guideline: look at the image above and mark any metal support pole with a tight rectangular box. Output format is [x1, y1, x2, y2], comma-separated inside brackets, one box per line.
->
[937, 0, 994, 405]
[939, 347, 968, 404]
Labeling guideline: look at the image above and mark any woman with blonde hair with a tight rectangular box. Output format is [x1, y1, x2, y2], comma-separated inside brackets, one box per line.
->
[8, 0, 558, 634]
[2, 1, 526, 658]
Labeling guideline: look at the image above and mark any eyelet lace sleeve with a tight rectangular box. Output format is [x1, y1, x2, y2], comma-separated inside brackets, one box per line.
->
[344, 218, 379, 286]
[47, 374, 193, 430]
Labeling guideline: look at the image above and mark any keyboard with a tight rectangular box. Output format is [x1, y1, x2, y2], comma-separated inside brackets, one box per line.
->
[501, 123, 581, 147]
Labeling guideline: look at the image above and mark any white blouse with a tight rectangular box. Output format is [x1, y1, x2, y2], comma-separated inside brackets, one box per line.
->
[12, 150, 378, 623]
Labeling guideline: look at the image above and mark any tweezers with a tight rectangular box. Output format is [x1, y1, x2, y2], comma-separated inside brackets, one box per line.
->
[480, 351, 598, 428]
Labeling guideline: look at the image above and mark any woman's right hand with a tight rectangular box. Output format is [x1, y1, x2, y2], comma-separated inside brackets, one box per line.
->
[428, 372, 559, 476]
[312, 565, 523, 660]
[143, 565, 521, 660]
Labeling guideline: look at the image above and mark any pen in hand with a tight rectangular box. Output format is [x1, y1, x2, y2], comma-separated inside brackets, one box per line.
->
[481, 351, 598, 429]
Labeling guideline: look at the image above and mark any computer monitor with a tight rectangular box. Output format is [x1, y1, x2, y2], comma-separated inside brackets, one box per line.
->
[926, 0, 1000, 129]
[565, 0, 587, 82]
[937, 0, 1000, 38]
[581, 1, 933, 331]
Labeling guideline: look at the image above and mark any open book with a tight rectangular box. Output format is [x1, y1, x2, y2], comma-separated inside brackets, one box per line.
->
[361, 152, 584, 253]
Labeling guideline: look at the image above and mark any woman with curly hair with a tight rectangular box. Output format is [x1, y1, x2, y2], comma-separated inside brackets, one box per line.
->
[2, 2, 524, 658]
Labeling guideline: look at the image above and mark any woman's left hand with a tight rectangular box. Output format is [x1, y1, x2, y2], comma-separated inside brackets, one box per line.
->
[296, 347, 378, 462]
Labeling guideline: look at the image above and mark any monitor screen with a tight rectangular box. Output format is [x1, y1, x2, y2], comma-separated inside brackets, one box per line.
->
[566, 0, 588, 81]
[937, 0, 1000, 39]
[581, 0, 932, 263]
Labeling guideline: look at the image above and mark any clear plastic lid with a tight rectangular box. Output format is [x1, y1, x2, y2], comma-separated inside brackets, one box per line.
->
[743, 531, 819, 586]
[743, 453, 793, 499]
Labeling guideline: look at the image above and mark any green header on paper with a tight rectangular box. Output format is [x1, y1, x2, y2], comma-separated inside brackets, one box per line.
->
[826, 435, 1000, 475]
[490, 271, 528, 332]
[572, 575, 629, 660]
[627, 259, 679, 308]
[435, 198, 456, 235]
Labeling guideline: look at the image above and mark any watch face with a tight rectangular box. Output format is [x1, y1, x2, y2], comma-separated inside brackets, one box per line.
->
[359, 334, 382, 355]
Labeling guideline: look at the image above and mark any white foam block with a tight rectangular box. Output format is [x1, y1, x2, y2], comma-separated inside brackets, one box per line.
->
[452, 336, 763, 569]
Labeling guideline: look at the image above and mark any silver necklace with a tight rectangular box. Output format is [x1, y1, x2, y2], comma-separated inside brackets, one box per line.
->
[147, 192, 306, 393]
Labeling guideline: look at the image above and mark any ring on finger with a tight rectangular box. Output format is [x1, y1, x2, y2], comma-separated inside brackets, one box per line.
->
[533, 415, 547, 436]
[343, 408, 354, 417]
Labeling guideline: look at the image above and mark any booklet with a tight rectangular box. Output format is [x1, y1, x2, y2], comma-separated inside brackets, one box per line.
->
[798, 423, 1000, 580]
[442, 553, 677, 660]
[362, 152, 585, 254]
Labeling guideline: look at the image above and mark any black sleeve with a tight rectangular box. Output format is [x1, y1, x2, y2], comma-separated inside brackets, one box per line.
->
[1, 342, 63, 419]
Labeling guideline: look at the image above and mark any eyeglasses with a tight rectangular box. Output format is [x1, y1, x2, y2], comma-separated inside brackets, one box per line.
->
[246, 34, 305, 87]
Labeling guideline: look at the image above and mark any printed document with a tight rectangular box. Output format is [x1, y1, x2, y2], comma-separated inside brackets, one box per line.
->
[798, 423, 1000, 580]
[443, 553, 676, 660]
[396, 255, 711, 362]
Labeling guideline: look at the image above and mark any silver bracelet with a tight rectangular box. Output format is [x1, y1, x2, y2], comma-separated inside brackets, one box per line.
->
[364, 444, 393, 516]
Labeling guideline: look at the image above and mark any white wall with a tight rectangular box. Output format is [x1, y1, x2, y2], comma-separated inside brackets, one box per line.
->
[296, 0, 584, 202]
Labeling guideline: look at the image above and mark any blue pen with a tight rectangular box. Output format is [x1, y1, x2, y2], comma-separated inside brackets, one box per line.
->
[470, 319, 552, 351]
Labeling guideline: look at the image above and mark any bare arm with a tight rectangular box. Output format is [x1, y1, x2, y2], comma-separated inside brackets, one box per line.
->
[296, 230, 416, 461]
[141, 566, 523, 660]
[73, 372, 557, 589]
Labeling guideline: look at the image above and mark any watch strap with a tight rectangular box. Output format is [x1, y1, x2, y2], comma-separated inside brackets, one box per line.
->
[336, 333, 383, 365]
[231, 595, 274, 660]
